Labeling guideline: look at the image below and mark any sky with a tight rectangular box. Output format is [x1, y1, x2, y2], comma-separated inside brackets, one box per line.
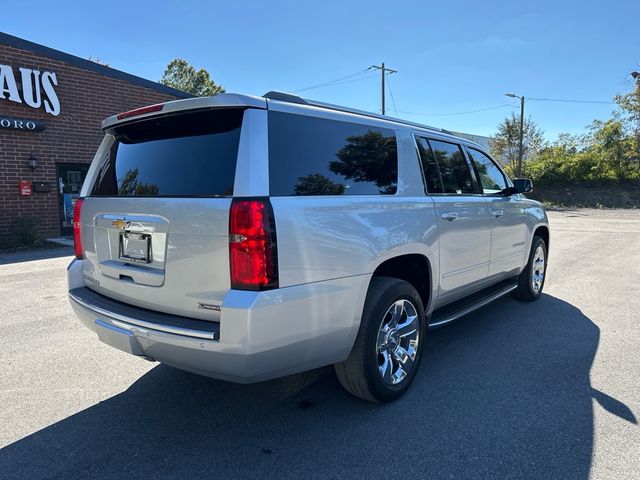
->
[3, 0, 639, 139]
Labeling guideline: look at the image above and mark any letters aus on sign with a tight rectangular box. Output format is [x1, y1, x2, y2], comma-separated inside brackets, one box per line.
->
[0, 64, 60, 116]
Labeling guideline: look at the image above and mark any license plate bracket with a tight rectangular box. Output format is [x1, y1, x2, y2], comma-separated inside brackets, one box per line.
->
[119, 232, 151, 264]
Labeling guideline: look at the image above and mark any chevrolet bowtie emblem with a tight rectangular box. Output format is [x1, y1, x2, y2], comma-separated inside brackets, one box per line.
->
[112, 219, 129, 229]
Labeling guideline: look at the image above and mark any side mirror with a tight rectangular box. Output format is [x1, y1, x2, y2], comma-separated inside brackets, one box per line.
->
[512, 178, 533, 194]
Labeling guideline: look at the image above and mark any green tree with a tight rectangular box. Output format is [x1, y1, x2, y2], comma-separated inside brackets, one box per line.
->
[614, 77, 640, 152]
[490, 113, 545, 175]
[516, 79, 640, 188]
[525, 136, 599, 185]
[160, 59, 224, 96]
[585, 119, 638, 180]
[523, 119, 640, 185]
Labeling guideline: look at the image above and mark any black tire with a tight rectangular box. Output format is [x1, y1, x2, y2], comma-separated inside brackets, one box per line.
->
[513, 235, 547, 301]
[334, 276, 426, 403]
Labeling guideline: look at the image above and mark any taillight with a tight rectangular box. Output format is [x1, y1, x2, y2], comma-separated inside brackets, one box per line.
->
[116, 103, 163, 120]
[229, 198, 278, 290]
[73, 198, 84, 259]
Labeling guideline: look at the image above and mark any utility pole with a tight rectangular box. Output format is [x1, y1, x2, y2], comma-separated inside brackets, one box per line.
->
[518, 95, 525, 177]
[632, 71, 640, 153]
[505, 93, 526, 177]
[370, 63, 397, 115]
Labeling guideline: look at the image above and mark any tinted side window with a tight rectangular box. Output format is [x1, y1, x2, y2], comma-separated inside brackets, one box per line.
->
[268, 112, 398, 196]
[415, 136, 443, 193]
[467, 148, 507, 195]
[428, 140, 475, 194]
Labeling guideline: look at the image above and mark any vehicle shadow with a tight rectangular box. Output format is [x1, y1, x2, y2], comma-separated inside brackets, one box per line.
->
[1, 294, 634, 479]
[0, 247, 73, 266]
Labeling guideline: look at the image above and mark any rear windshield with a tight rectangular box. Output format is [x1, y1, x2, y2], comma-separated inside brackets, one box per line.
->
[91, 109, 244, 197]
[268, 112, 398, 196]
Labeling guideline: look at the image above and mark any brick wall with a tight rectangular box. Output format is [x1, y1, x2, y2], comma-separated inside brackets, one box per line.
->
[0, 43, 180, 247]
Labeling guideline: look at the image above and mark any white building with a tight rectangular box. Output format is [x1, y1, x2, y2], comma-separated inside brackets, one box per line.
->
[453, 132, 493, 153]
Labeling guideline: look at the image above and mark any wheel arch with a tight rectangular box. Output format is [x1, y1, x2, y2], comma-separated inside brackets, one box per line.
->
[534, 224, 550, 252]
[369, 253, 433, 313]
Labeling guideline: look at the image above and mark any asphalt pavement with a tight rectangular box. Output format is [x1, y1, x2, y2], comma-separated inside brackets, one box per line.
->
[0, 209, 638, 479]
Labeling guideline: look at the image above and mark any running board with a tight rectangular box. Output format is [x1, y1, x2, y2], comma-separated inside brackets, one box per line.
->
[428, 279, 518, 329]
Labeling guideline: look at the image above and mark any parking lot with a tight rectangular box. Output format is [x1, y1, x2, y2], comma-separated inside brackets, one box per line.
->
[1, 209, 638, 479]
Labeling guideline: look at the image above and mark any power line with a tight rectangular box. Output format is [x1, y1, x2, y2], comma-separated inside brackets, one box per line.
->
[398, 103, 514, 117]
[311, 73, 379, 89]
[293, 69, 616, 117]
[528, 97, 616, 105]
[385, 74, 399, 116]
[292, 73, 378, 92]
[291, 69, 371, 93]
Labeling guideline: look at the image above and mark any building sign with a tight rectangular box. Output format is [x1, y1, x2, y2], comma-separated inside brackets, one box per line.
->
[0, 116, 46, 132]
[0, 64, 61, 116]
[18, 180, 33, 196]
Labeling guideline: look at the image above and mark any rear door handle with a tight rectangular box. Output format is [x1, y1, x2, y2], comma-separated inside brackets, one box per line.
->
[440, 212, 459, 221]
[491, 209, 505, 218]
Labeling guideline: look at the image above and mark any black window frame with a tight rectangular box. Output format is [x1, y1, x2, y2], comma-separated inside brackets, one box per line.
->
[414, 134, 482, 196]
[464, 145, 511, 197]
[414, 135, 444, 194]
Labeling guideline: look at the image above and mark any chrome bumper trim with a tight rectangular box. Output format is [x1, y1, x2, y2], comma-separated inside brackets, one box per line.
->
[69, 289, 218, 340]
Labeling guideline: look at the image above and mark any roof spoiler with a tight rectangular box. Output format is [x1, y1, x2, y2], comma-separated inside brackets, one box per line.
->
[102, 93, 267, 130]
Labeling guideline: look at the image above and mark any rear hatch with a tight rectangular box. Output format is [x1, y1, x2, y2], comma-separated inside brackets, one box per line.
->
[79, 108, 246, 321]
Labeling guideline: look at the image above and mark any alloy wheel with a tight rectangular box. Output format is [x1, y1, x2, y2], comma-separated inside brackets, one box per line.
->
[376, 299, 420, 385]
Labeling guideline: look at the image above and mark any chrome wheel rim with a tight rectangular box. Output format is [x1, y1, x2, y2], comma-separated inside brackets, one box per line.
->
[532, 245, 545, 293]
[376, 299, 420, 385]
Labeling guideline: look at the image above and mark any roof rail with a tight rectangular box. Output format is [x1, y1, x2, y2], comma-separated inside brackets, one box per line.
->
[263, 90, 452, 135]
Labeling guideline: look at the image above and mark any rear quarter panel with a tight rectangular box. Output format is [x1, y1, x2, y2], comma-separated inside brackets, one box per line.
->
[271, 196, 439, 290]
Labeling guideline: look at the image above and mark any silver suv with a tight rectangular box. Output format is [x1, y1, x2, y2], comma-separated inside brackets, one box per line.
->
[68, 92, 549, 402]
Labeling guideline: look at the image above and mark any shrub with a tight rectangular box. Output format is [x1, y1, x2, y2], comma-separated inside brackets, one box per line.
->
[8, 216, 41, 248]
[518, 119, 640, 186]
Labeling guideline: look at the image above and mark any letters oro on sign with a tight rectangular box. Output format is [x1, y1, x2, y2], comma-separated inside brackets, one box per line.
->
[0, 64, 60, 116]
[0, 116, 45, 131]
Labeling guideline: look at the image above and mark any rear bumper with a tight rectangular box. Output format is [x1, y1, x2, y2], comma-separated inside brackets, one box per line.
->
[68, 259, 369, 383]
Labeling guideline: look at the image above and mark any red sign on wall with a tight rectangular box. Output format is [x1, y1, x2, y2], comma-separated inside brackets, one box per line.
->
[18, 180, 33, 196]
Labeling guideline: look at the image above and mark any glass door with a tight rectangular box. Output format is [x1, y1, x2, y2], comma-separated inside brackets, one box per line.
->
[56, 163, 89, 236]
